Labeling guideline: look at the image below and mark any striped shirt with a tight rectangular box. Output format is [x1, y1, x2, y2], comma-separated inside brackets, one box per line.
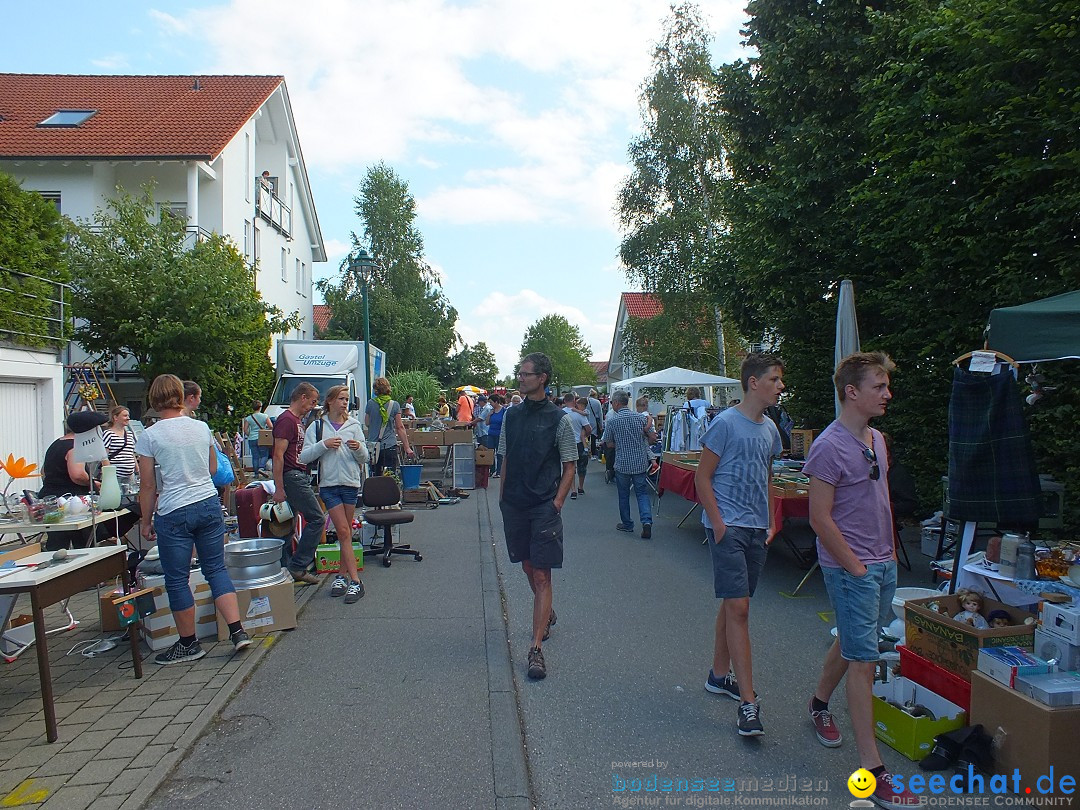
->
[601, 407, 653, 474]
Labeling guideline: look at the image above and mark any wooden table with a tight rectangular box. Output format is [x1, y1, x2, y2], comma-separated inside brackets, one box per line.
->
[0, 509, 131, 539]
[0, 545, 142, 741]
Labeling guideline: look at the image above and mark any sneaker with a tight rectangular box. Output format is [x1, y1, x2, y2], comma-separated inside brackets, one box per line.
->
[616, 523, 634, 533]
[641, 524, 652, 539]
[705, 669, 741, 700]
[527, 646, 547, 679]
[570, 491, 577, 500]
[543, 609, 557, 641]
[737, 701, 764, 737]
[154, 639, 205, 666]
[329, 574, 348, 597]
[344, 579, 365, 604]
[871, 771, 924, 808]
[809, 698, 842, 747]
[290, 569, 320, 585]
[230, 630, 253, 652]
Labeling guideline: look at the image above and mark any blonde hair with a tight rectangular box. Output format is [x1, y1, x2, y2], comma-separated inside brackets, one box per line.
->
[834, 351, 896, 401]
[324, 385, 349, 409]
[108, 405, 129, 426]
[148, 375, 185, 412]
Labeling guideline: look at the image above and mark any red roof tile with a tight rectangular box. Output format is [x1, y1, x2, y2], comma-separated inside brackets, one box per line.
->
[0, 74, 283, 159]
[622, 292, 663, 320]
[313, 304, 331, 334]
[589, 360, 609, 382]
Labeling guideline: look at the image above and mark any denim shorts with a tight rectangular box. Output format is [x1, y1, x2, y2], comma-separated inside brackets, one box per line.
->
[821, 561, 897, 662]
[319, 485, 359, 510]
[707, 526, 768, 598]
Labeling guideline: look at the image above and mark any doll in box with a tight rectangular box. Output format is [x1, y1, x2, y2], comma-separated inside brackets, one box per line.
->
[953, 590, 989, 629]
[987, 609, 1013, 628]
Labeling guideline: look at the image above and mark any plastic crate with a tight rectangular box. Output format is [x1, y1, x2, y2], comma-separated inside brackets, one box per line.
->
[897, 643, 971, 711]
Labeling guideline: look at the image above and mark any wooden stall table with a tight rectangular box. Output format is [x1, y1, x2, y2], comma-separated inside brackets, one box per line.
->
[0, 544, 142, 742]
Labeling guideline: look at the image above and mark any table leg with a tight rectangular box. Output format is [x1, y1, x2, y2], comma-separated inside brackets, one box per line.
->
[122, 562, 144, 680]
[676, 503, 699, 528]
[791, 561, 821, 597]
[29, 590, 57, 743]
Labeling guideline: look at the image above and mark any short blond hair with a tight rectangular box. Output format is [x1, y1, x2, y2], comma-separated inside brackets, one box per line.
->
[835, 351, 896, 400]
[148, 375, 184, 412]
[324, 385, 349, 408]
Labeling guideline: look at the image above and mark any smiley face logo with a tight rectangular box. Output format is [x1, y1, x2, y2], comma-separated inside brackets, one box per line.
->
[847, 768, 876, 798]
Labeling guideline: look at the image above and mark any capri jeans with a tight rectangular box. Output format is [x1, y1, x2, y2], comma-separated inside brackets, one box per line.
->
[153, 495, 236, 612]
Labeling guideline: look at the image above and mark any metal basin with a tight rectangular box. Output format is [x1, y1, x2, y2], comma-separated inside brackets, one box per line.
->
[224, 538, 283, 568]
[230, 566, 292, 591]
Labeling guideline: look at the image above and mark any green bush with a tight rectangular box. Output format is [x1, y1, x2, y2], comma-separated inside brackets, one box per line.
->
[388, 370, 441, 416]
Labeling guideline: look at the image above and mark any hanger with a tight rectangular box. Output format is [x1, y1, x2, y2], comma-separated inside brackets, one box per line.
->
[953, 349, 1019, 373]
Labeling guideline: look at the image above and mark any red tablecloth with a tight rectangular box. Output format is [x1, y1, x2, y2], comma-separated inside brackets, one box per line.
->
[768, 492, 809, 543]
[657, 464, 698, 502]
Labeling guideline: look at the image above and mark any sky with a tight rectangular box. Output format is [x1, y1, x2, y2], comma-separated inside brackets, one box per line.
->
[2, 0, 751, 376]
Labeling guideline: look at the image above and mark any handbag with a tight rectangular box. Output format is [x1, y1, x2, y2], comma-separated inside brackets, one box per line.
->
[212, 447, 236, 487]
[257, 428, 274, 447]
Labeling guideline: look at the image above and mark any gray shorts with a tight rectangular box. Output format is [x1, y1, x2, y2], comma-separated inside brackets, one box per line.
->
[500, 500, 564, 569]
[707, 525, 768, 598]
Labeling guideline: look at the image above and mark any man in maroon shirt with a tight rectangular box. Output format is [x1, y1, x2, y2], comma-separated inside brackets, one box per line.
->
[272, 382, 323, 584]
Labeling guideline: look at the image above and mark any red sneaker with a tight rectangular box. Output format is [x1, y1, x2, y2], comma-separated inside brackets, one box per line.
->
[871, 771, 924, 809]
[808, 698, 842, 747]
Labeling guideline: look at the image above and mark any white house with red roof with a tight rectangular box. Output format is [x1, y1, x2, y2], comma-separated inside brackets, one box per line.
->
[0, 73, 325, 433]
[607, 292, 662, 384]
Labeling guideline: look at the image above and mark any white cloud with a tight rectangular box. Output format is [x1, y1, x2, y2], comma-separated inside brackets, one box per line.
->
[90, 53, 131, 70]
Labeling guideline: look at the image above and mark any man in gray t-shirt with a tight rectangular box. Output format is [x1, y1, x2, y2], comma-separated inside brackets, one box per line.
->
[694, 353, 785, 738]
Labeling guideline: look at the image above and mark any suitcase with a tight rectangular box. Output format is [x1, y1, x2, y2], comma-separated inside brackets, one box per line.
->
[235, 486, 269, 539]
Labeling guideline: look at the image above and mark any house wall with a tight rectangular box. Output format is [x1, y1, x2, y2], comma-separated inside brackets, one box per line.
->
[0, 345, 65, 470]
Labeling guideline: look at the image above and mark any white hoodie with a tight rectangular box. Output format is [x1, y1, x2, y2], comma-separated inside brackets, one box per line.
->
[299, 414, 370, 488]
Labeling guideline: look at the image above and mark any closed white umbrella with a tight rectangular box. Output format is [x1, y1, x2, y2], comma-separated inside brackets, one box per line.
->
[835, 279, 861, 418]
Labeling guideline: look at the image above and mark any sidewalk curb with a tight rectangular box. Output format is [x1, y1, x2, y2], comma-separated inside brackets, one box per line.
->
[118, 579, 322, 810]
[478, 490, 533, 808]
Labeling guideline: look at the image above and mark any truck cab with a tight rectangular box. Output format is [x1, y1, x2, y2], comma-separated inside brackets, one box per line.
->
[266, 340, 385, 421]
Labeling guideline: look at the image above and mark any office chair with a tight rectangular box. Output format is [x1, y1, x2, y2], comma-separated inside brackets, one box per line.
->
[361, 475, 422, 567]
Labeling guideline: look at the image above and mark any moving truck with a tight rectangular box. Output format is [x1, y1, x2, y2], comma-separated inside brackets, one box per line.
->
[266, 340, 386, 420]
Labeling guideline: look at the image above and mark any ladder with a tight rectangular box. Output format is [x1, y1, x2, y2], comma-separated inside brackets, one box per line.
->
[63, 363, 116, 415]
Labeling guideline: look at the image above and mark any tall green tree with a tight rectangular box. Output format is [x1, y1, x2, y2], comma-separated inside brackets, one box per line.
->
[0, 172, 69, 348]
[519, 315, 595, 390]
[66, 187, 298, 428]
[465, 342, 499, 390]
[319, 163, 458, 375]
[617, 2, 730, 373]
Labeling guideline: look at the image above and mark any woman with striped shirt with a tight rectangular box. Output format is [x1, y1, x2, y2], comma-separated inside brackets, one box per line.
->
[102, 406, 137, 484]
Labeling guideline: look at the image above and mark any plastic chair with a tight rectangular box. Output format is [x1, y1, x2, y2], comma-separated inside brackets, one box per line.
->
[361, 476, 421, 567]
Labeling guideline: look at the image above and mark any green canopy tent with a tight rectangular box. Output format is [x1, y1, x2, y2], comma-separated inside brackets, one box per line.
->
[986, 289, 1080, 363]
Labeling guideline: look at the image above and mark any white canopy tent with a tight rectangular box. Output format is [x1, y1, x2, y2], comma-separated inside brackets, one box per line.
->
[610, 366, 741, 403]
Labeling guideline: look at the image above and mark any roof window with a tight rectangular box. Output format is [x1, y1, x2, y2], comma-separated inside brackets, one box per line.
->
[38, 110, 97, 127]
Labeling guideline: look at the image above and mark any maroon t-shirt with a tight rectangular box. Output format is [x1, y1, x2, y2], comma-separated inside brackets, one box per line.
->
[272, 409, 307, 472]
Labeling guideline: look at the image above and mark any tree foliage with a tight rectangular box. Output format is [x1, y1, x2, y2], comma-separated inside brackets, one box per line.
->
[519, 315, 595, 390]
[319, 163, 458, 377]
[65, 187, 298, 429]
[0, 171, 69, 348]
[432, 341, 500, 392]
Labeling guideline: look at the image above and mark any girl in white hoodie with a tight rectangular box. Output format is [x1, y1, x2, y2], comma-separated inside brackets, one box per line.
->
[300, 385, 370, 603]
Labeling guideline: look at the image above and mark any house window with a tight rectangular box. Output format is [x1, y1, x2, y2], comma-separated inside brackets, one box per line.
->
[253, 225, 261, 263]
[295, 258, 302, 293]
[38, 109, 96, 127]
[281, 248, 287, 282]
[244, 133, 251, 202]
[37, 192, 61, 213]
[302, 261, 308, 294]
[159, 203, 187, 222]
[243, 220, 250, 260]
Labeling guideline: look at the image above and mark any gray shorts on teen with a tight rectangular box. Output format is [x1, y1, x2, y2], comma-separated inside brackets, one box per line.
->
[707, 525, 768, 598]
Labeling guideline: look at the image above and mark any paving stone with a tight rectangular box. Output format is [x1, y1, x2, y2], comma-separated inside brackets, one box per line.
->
[2, 721, 45, 742]
[204, 674, 232, 690]
[61, 706, 112, 726]
[1, 745, 54, 770]
[0, 739, 30, 763]
[95, 736, 155, 760]
[129, 680, 172, 697]
[0, 766, 38, 796]
[30, 748, 97, 777]
[151, 724, 188, 747]
[172, 706, 204, 725]
[0, 773, 68, 806]
[128, 744, 171, 770]
[79, 691, 126, 710]
[87, 711, 142, 732]
[65, 757, 129, 787]
[107, 695, 157, 714]
[0, 713, 36, 735]
[59, 730, 118, 754]
[153, 684, 202, 701]
[99, 766, 152, 797]
[52, 687, 100, 704]
[38, 781, 105, 810]
[119, 717, 171, 738]
[87, 795, 125, 810]
[136, 698, 191, 718]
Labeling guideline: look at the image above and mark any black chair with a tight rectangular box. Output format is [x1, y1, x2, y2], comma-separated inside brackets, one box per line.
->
[361, 475, 421, 567]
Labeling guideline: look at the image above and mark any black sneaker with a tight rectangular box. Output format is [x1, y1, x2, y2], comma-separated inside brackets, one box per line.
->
[344, 579, 365, 604]
[615, 523, 634, 533]
[543, 609, 557, 641]
[329, 575, 348, 597]
[705, 669, 740, 700]
[230, 630, 252, 652]
[738, 701, 764, 737]
[641, 524, 652, 539]
[527, 646, 547, 679]
[154, 639, 206, 666]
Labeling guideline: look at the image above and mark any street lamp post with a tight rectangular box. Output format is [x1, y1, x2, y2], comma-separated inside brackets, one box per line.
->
[348, 248, 379, 408]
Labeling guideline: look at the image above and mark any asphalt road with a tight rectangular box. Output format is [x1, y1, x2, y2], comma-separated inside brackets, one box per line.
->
[147, 459, 927, 809]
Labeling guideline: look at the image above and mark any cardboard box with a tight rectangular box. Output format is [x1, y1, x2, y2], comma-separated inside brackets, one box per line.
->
[475, 447, 495, 466]
[904, 595, 1036, 680]
[970, 670, 1080, 805]
[872, 676, 966, 760]
[421, 446, 441, 459]
[402, 489, 430, 503]
[1015, 671, 1080, 707]
[315, 543, 364, 573]
[898, 643, 972, 711]
[1041, 603, 1080, 646]
[1034, 628, 1080, 672]
[977, 646, 1052, 688]
[789, 429, 816, 459]
[0, 540, 40, 568]
[99, 589, 126, 632]
[137, 571, 218, 650]
[218, 580, 296, 640]
[442, 430, 474, 446]
[407, 429, 442, 447]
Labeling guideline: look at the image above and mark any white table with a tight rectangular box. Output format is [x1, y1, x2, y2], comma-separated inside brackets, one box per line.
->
[959, 561, 1080, 607]
[0, 545, 142, 741]
[0, 509, 130, 537]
